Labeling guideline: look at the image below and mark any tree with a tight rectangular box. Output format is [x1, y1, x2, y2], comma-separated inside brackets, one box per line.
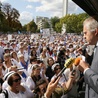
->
[27, 20, 37, 33]
[77, 13, 89, 33]
[55, 22, 62, 33]
[12, 20, 22, 31]
[60, 13, 89, 33]
[2, 3, 21, 31]
[50, 16, 60, 31]
[0, 2, 4, 21]
[22, 24, 27, 31]
[43, 21, 50, 28]
[0, 2, 6, 32]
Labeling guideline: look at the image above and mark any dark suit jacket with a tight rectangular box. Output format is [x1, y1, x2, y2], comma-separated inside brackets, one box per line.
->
[84, 46, 98, 98]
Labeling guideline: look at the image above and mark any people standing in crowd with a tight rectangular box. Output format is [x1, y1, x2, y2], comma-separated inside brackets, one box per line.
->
[18, 54, 28, 80]
[51, 63, 78, 98]
[51, 48, 58, 62]
[0, 72, 35, 98]
[40, 47, 49, 68]
[0, 59, 4, 93]
[26, 64, 48, 91]
[33, 79, 47, 98]
[27, 57, 38, 76]
[3, 53, 20, 75]
[0, 30, 90, 98]
[4, 48, 10, 54]
[0, 58, 6, 78]
[57, 49, 67, 69]
[30, 49, 37, 60]
[37, 60, 46, 76]
[0, 40, 4, 61]
[10, 51, 19, 62]
[46, 57, 55, 81]
[17, 45, 24, 56]
[23, 43, 29, 62]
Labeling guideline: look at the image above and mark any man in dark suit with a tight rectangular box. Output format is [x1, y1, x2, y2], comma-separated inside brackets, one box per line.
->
[78, 17, 98, 98]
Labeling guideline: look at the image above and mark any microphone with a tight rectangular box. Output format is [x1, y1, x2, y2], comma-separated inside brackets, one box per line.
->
[56, 58, 75, 78]
[56, 57, 82, 78]
[74, 57, 82, 66]
[71, 57, 82, 76]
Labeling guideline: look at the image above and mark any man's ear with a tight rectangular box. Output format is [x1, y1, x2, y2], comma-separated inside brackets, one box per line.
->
[95, 28, 98, 36]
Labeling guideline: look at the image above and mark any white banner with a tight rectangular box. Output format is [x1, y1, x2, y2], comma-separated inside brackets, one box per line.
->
[8, 34, 12, 41]
[42, 28, 50, 37]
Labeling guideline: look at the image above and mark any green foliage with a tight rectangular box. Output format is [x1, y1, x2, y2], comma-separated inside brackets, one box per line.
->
[27, 20, 37, 33]
[43, 21, 50, 28]
[36, 29, 40, 33]
[50, 16, 60, 31]
[58, 13, 89, 33]
[55, 22, 62, 33]
[0, 1, 89, 34]
[22, 24, 27, 31]
[0, 3, 22, 32]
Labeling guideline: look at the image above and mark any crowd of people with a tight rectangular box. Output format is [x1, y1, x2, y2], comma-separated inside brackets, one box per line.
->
[0, 17, 98, 98]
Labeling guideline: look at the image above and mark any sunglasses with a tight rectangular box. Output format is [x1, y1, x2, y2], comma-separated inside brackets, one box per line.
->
[13, 78, 21, 82]
[55, 67, 61, 71]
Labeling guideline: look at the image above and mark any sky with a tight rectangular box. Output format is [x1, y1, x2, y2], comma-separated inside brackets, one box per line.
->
[0, 0, 85, 25]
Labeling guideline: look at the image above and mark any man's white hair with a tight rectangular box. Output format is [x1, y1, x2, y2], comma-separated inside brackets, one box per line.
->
[83, 17, 98, 32]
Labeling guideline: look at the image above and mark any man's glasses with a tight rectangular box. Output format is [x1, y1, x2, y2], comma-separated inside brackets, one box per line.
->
[13, 78, 21, 82]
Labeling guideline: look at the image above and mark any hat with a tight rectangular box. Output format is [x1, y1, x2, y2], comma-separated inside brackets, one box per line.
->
[19, 45, 24, 49]
[31, 64, 39, 70]
[52, 63, 60, 71]
[18, 54, 24, 58]
[4, 53, 10, 58]
[4, 47, 10, 50]
[3, 71, 16, 81]
[17, 67, 24, 72]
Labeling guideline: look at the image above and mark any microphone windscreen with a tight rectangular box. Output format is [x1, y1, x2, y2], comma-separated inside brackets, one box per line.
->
[74, 57, 82, 66]
[56, 58, 75, 79]
[64, 58, 75, 68]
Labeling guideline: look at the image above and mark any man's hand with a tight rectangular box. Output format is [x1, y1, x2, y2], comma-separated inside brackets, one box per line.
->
[16, 85, 26, 92]
[78, 60, 90, 72]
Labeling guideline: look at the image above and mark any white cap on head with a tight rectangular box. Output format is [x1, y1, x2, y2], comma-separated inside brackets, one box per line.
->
[28, 64, 39, 76]
[31, 64, 39, 70]
[3, 71, 16, 81]
[52, 63, 60, 71]
[18, 54, 24, 58]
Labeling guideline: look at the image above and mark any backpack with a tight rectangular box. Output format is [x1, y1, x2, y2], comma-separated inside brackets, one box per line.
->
[2, 89, 8, 98]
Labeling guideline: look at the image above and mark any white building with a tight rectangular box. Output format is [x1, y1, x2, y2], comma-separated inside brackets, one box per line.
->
[36, 16, 50, 29]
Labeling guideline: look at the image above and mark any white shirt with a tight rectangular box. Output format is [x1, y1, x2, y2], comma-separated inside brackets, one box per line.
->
[64, 67, 80, 82]
[93, 41, 98, 56]
[0, 83, 35, 98]
[51, 74, 67, 85]
[26, 76, 35, 90]
[0, 46, 4, 60]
